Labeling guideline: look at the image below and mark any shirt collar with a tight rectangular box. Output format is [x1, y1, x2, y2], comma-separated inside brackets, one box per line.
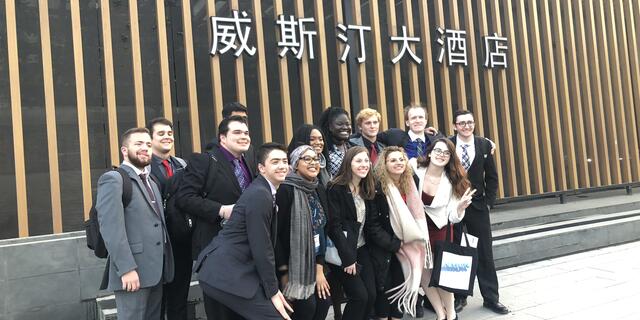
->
[219, 145, 242, 162]
[455, 134, 475, 148]
[122, 160, 151, 176]
[408, 130, 426, 142]
[265, 176, 278, 198]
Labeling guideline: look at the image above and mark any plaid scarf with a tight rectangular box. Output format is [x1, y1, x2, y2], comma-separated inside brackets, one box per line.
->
[328, 145, 346, 177]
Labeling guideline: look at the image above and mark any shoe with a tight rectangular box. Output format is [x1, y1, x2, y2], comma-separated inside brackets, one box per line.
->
[415, 295, 425, 318]
[454, 298, 467, 313]
[483, 301, 510, 314]
[423, 295, 435, 312]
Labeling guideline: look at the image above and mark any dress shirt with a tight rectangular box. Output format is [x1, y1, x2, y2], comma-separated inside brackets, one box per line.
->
[219, 146, 252, 186]
[455, 134, 476, 165]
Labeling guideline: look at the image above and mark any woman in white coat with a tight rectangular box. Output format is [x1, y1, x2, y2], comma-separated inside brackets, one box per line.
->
[412, 138, 476, 320]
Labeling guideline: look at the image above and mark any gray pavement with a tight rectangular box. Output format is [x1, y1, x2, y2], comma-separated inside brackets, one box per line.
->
[400, 241, 640, 320]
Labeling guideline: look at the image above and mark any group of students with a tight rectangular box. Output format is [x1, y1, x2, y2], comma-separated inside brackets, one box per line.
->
[96, 102, 509, 320]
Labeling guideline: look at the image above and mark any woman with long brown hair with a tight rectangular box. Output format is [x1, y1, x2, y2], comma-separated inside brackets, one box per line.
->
[326, 146, 377, 320]
[413, 138, 476, 320]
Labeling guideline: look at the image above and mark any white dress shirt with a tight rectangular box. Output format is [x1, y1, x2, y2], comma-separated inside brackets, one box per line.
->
[455, 135, 476, 166]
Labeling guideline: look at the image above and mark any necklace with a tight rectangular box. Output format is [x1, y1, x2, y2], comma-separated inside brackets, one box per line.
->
[426, 174, 441, 185]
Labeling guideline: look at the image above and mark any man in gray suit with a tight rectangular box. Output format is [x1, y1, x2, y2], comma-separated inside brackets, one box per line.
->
[96, 127, 174, 320]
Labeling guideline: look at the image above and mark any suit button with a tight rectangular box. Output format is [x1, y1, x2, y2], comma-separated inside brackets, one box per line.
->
[156, 242, 161, 246]
[154, 223, 159, 227]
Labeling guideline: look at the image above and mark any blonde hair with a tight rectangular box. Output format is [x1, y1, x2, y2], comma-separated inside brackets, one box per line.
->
[374, 146, 415, 196]
[355, 108, 382, 126]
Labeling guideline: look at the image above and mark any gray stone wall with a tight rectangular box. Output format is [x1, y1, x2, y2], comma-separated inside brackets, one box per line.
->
[0, 232, 106, 320]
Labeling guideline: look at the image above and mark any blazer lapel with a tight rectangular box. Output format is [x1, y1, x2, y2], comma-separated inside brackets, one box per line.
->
[468, 136, 483, 172]
[122, 165, 161, 216]
[213, 148, 243, 194]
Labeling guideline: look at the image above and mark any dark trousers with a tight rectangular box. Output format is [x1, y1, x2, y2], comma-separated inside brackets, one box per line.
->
[328, 246, 376, 320]
[161, 240, 192, 320]
[290, 291, 331, 320]
[454, 203, 499, 303]
[374, 255, 404, 319]
[201, 282, 280, 320]
[203, 291, 245, 320]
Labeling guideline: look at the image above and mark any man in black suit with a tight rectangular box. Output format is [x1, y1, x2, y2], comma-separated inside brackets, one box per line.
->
[450, 110, 509, 315]
[146, 117, 191, 320]
[176, 115, 255, 319]
[195, 143, 293, 320]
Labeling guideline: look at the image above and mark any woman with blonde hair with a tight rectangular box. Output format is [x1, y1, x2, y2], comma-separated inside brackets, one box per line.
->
[413, 138, 475, 320]
[367, 146, 429, 319]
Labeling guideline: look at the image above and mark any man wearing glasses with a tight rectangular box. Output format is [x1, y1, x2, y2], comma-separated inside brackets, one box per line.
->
[450, 110, 509, 315]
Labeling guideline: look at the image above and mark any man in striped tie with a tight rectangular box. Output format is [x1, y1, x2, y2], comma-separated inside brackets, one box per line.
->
[450, 110, 509, 315]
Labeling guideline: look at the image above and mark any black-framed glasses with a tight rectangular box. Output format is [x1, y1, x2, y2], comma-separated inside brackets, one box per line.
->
[432, 148, 452, 157]
[300, 155, 321, 164]
[455, 121, 475, 127]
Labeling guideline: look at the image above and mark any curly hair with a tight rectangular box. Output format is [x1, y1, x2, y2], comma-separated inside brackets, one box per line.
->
[318, 106, 350, 160]
[416, 138, 470, 198]
[374, 146, 414, 196]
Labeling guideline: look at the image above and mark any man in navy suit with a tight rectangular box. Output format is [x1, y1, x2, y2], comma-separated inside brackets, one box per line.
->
[450, 110, 509, 315]
[195, 143, 293, 320]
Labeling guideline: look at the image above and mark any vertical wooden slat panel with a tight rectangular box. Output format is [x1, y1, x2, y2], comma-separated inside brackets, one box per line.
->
[584, 0, 612, 185]
[333, 0, 350, 112]
[613, 0, 640, 180]
[477, 0, 505, 197]
[488, 0, 518, 195]
[604, 0, 632, 182]
[351, 0, 368, 109]
[501, 0, 531, 194]
[230, 0, 246, 105]
[417, 0, 438, 130]
[252, 0, 272, 141]
[181, 0, 201, 151]
[593, 0, 622, 183]
[462, 0, 484, 135]
[129, 0, 145, 127]
[573, 0, 601, 186]
[6, 0, 29, 237]
[274, 0, 293, 140]
[528, 0, 556, 191]
[70, 0, 93, 217]
[434, 1, 454, 135]
[515, 0, 544, 192]
[368, 0, 388, 130]
[386, 0, 403, 127]
[550, 0, 579, 188]
[295, 0, 313, 124]
[539, 0, 567, 189]
[402, 0, 419, 102]
[100, 0, 120, 165]
[314, 0, 332, 109]
[206, 0, 223, 122]
[157, 0, 173, 121]
[561, 0, 589, 187]
[448, 0, 467, 110]
[627, 0, 640, 172]
[39, 0, 62, 233]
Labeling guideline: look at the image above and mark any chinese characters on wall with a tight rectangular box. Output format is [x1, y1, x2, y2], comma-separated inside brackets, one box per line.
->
[210, 11, 508, 68]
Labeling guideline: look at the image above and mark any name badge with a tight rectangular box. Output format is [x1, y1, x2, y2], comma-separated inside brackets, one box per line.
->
[314, 234, 320, 252]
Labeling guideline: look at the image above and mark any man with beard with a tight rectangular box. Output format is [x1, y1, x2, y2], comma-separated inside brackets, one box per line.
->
[195, 143, 293, 320]
[176, 115, 255, 320]
[146, 117, 191, 320]
[348, 108, 385, 164]
[96, 128, 174, 320]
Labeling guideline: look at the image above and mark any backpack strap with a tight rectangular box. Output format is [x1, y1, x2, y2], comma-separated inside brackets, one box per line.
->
[115, 167, 133, 208]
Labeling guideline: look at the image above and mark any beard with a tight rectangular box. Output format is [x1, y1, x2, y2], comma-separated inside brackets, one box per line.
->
[128, 149, 151, 168]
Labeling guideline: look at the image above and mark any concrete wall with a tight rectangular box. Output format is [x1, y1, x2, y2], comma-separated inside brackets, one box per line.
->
[0, 232, 107, 320]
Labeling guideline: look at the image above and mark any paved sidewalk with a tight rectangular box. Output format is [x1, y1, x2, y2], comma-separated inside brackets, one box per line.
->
[406, 241, 640, 320]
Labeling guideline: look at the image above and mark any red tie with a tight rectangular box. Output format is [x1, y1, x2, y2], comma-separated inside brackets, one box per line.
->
[161, 159, 173, 177]
[370, 143, 378, 164]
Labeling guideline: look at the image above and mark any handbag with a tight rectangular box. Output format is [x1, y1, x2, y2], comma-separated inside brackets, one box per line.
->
[429, 224, 479, 295]
[324, 236, 342, 266]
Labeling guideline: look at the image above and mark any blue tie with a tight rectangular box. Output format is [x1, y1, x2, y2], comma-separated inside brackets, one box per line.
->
[233, 158, 249, 191]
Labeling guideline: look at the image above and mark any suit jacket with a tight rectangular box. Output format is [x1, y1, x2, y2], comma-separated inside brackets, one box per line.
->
[348, 134, 386, 153]
[326, 183, 375, 267]
[450, 135, 498, 209]
[176, 143, 256, 258]
[96, 164, 174, 291]
[195, 175, 279, 300]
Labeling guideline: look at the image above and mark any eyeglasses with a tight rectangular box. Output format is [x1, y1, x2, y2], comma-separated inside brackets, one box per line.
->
[432, 148, 451, 157]
[455, 121, 475, 127]
[300, 156, 320, 164]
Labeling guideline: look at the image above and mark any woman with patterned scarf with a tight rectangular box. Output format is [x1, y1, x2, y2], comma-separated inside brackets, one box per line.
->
[275, 145, 332, 320]
[367, 146, 430, 319]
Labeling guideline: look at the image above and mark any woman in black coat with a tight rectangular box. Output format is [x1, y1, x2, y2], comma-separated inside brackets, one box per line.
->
[276, 145, 332, 320]
[326, 146, 377, 320]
